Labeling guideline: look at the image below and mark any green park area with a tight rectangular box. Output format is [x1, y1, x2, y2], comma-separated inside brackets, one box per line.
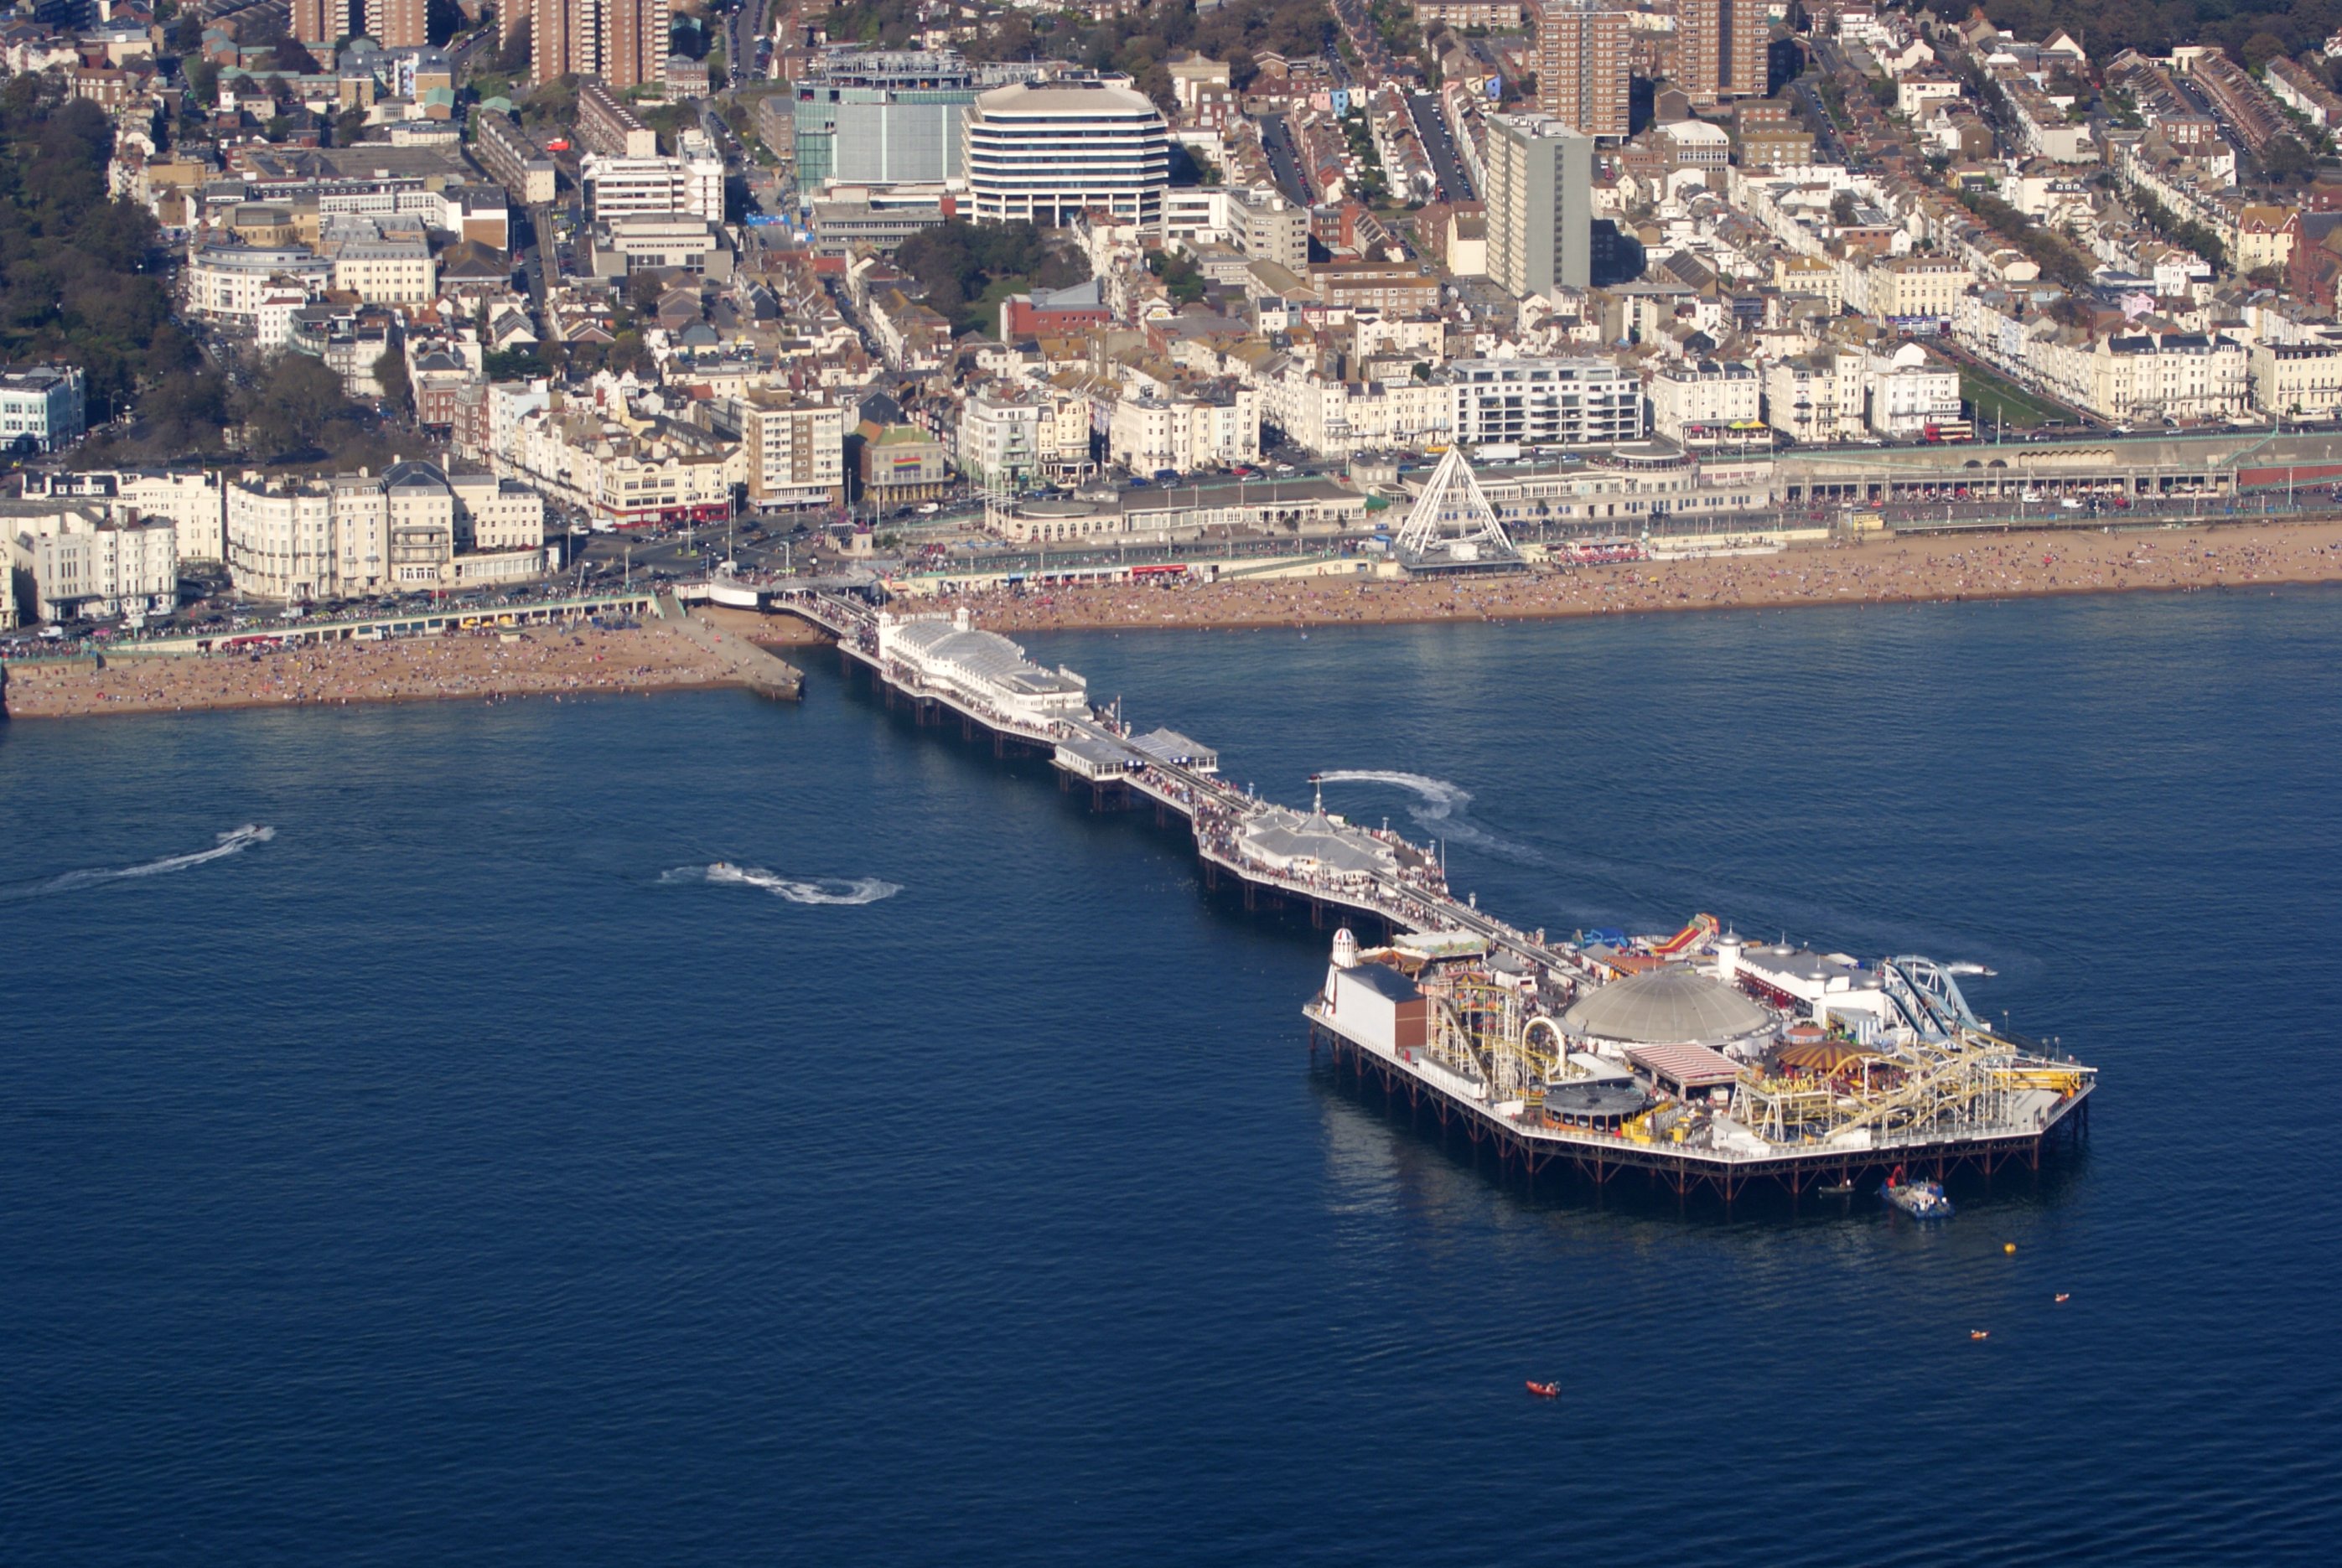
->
[1961, 365, 2070, 430]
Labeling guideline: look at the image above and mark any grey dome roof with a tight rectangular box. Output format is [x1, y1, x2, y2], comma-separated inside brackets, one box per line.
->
[1560, 965, 1772, 1046]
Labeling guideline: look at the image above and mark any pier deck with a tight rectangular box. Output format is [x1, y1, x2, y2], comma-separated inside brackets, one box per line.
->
[759, 585, 2093, 1200]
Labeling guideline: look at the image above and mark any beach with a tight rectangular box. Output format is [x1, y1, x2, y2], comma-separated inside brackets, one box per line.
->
[1, 623, 756, 720]
[11, 521, 2341, 721]
[955, 520, 2342, 633]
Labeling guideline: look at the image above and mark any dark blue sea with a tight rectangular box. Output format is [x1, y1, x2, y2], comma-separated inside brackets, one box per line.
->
[5, 587, 2340, 1565]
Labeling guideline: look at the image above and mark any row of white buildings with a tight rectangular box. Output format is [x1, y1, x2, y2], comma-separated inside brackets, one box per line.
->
[14, 460, 552, 610]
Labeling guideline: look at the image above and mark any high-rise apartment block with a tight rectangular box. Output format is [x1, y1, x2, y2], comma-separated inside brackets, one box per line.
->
[532, 0, 595, 84]
[1678, 0, 1768, 103]
[294, 0, 355, 47]
[364, 0, 427, 49]
[1530, 3, 1630, 140]
[601, 0, 670, 90]
[1483, 112, 1593, 300]
[530, 0, 670, 90]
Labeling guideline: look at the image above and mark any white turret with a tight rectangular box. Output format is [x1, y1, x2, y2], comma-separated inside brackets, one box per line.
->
[1715, 930, 1744, 986]
[1332, 928, 1360, 969]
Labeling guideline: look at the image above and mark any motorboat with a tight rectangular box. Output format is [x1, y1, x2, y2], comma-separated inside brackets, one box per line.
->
[1881, 1172, 1953, 1219]
[1525, 1381, 1559, 1400]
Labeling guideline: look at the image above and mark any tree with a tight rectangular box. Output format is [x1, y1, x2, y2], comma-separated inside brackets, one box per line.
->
[483, 346, 550, 380]
[239, 354, 355, 460]
[272, 38, 321, 74]
[2259, 134, 2316, 186]
[495, 17, 533, 75]
[1831, 189, 1858, 225]
[2240, 31, 2288, 72]
[375, 348, 412, 417]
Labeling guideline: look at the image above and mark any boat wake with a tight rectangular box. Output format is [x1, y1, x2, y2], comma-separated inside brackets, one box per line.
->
[3, 825, 276, 900]
[1313, 770, 1545, 865]
[665, 864, 902, 906]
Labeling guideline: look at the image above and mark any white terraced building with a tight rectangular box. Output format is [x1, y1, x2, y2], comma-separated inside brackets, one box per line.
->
[876, 609, 1090, 729]
[1447, 358, 1645, 448]
[962, 77, 1170, 230]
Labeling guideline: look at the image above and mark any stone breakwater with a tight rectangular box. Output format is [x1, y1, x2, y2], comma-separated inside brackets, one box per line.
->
[1, 623, 796, 720]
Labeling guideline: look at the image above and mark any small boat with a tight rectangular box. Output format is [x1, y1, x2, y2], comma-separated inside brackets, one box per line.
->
[1970, 1330, 1990, 1341]
[2054, 1293, 2070, 1303]
[1525, 1381, 1559, 1400]
[1881, 1168, 1953, 1219]
[1817, 1181, 1857, 1197]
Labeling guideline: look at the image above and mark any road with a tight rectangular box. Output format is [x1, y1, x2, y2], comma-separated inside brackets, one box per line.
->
[1260, 114, 1313, 207]
[723, 0, 772, 91]
[1406, 92, 1472, 203]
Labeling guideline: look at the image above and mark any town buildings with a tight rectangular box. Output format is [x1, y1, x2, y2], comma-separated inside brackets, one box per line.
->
[713, 391, 850, 508]
[225, 461, 548, 600]
[6, 510, 176, 624]
[0, 365, 88, 453]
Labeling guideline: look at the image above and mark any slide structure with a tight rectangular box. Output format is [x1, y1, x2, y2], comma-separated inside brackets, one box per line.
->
[1645, 913, 1720, 958]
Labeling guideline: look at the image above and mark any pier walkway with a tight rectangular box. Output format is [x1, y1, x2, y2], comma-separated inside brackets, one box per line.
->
[767, 586, 1604, 988]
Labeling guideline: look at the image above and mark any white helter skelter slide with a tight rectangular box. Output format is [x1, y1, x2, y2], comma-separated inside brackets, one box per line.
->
[1391, 448, 1519, 566]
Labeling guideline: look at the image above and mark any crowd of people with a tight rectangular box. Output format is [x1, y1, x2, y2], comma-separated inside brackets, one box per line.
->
[938, 521, 2342, 634]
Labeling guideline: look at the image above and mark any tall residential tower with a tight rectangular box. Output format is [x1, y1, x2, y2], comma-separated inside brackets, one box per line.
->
[1678, 0, 1768, 103]
[1483, 112, 1593, 299]
[1530, 3, 1630, 140]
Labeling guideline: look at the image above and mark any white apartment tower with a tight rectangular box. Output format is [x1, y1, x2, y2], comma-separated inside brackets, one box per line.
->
[962, 78, 1171, 230]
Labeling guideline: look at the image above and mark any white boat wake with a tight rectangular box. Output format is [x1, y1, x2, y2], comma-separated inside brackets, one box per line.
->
[1313, 770, 1545, 865]
[1314, 769, 1473, 820]
[665, 864, 902, 905]
[4, 825, 276, 900]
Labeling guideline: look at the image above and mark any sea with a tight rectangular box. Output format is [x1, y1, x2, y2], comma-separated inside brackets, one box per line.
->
[4, 586, 2339, 1565]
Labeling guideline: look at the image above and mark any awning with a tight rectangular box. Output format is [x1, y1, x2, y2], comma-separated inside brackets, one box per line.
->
[1624, 1040, 1744, 1091]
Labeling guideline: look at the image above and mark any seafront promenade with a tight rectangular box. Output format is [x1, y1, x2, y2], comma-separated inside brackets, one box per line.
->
[8, 517, 2341, 722]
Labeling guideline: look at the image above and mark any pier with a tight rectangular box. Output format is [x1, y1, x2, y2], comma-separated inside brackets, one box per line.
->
[768, 585, 1597, 979]
[761, 584, 2096, 1203]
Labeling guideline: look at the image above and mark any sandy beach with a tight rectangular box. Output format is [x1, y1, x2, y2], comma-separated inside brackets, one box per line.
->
[956, 520, 2342, 634]
[2, 624, 752, 720]
[10, 520, 2340, 720]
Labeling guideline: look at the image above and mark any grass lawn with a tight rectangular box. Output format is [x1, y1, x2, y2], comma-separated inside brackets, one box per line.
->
[1961, 365, 2068, 429]
[959, 275, 1030, 339]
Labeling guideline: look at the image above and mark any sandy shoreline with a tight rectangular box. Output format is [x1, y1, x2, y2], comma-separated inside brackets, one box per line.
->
[957, 520, 2342, 634]
[9, 521, 2339, 720]
[1, 624, 754, 721]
